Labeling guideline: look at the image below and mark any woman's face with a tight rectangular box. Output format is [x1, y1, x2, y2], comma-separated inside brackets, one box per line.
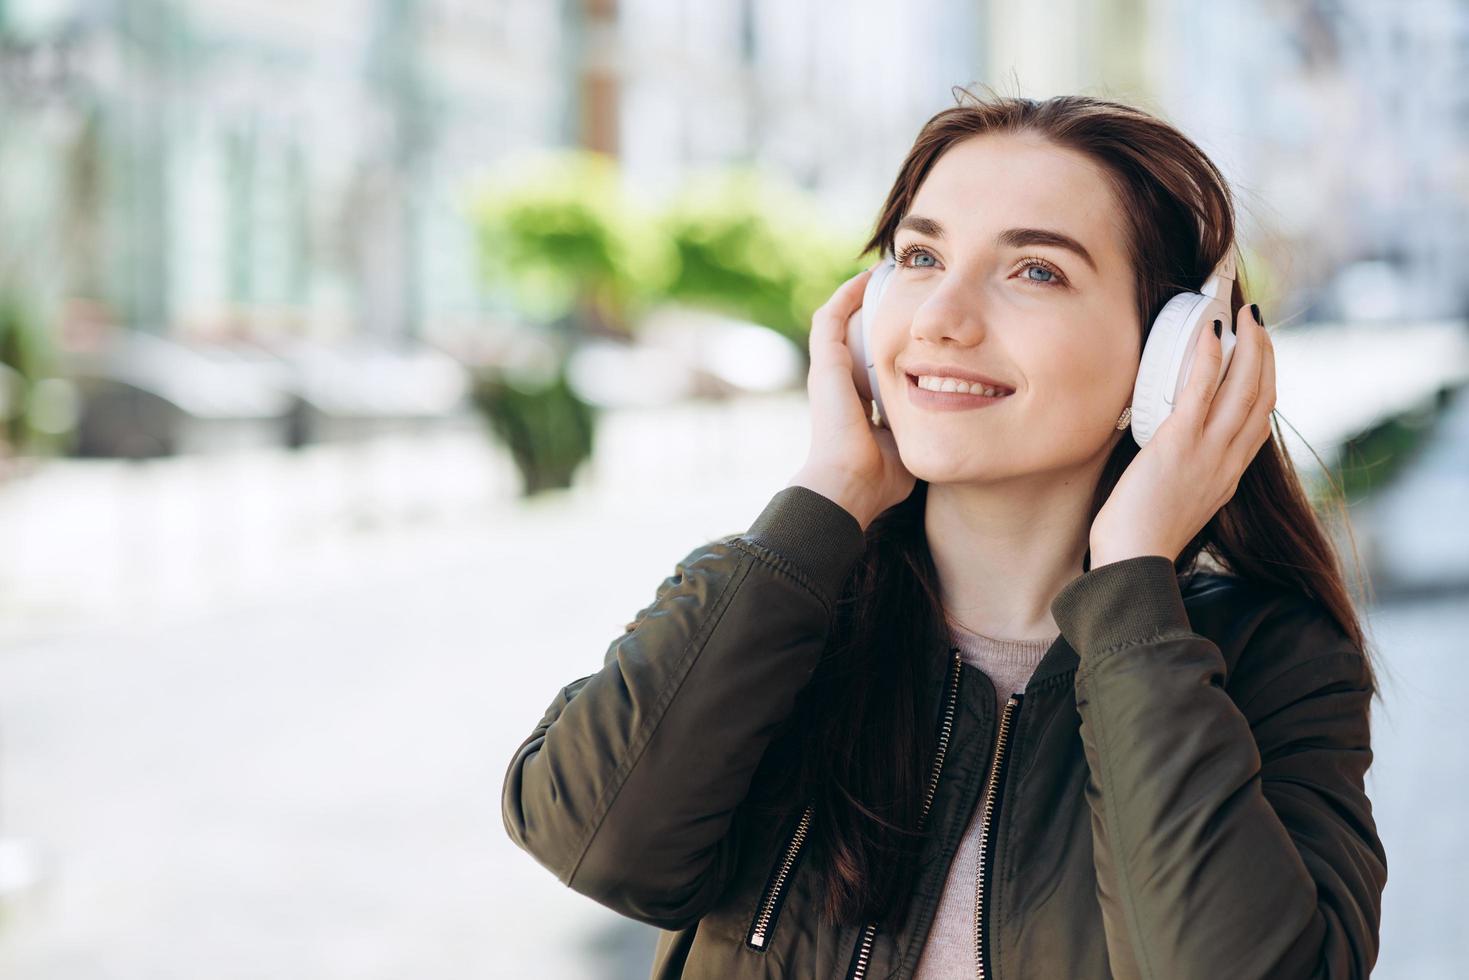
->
[871, 132, 1141, 485]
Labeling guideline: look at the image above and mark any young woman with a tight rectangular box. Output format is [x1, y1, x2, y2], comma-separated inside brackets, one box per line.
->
[502, 93, 1387, 980]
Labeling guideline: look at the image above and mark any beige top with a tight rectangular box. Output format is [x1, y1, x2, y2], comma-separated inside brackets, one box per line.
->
[913, 619, 1058, 979]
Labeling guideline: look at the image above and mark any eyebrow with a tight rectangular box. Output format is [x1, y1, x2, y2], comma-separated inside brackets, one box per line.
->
[895, 213, 1098, 274]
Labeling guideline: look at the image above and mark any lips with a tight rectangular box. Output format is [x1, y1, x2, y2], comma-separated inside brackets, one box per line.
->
[900, 363, 1015, 393]
[905, 373, 1014, 396]
[905, 373, 1013, 412]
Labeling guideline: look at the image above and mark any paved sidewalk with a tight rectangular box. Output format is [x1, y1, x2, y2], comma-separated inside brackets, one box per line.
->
[0, 396, 809, 979]
[0, 390, 1460, 978]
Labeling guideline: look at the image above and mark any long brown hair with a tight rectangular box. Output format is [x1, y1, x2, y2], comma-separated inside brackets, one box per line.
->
[747, 88, 1383, 934]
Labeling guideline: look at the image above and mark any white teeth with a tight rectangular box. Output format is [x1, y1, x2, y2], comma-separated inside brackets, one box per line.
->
[914, 374, 1010, 397]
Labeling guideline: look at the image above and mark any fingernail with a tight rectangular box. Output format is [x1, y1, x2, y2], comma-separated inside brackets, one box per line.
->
[1250, 303, 1262, 327]
[1213, 318, 1221, 339]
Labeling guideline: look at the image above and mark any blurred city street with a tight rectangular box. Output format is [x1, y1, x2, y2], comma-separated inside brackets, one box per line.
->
[2, 0, 1466, 975]
[0, 392, 1465, 979]
[0, 394, 811, 979]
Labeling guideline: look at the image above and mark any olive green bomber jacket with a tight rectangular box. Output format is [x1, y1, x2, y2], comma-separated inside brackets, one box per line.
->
[502, 485, 1387, 979]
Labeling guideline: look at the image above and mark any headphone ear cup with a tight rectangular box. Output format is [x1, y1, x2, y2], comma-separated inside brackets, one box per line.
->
[1131, 292, 1200, 446]
[860, 256, 898, 425]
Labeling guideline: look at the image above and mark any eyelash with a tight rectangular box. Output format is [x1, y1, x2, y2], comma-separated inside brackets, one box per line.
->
[892, 243, 1069, 288]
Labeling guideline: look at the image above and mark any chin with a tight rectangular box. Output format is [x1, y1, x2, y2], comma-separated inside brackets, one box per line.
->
[902, 451, 1006, 485]
[903, 433, 1039, 481]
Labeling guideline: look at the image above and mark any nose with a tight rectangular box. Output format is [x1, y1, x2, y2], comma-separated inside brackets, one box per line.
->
[907, 276, 989, 346]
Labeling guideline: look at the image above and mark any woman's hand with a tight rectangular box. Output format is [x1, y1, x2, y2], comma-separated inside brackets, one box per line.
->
[1089, 303, 1276, 568]
[787, 263, 916, 532]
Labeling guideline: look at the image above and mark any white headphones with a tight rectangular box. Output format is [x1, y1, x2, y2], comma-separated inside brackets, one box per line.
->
[845, 247, 1239, 446]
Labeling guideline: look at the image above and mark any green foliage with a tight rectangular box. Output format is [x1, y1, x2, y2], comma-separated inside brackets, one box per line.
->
[0, 290, 53, 382]
[1327, 386, 1456, 504]
[468, 154, 870, 497]
[470, 152, 870, 347]
[0, 289, 68, 454]
[656, 167, 868, 348]
[470, 363, 598, 497]
[471, 149, 676, 334]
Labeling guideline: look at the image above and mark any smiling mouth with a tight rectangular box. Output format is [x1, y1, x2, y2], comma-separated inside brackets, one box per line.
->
[906, 373, 1015, 397]
[904, 373, 1015, 414]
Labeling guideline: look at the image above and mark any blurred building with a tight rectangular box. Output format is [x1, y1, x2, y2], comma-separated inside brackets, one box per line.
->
[608, 0, 1469, 322]
[612, 0, 985, 225]
[1146, 0, 1469, 320]
[1, 0, 1464, 348]
[0, 0, 571, 345]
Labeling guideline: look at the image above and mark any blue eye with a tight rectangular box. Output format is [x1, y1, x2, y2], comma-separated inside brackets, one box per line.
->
[894, 244, 936, 268]
[1015, 256, 1068, 288]
[893, 245, 1069, 289]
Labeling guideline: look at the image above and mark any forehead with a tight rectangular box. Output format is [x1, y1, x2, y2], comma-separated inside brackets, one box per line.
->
[907, 133, 1128, 272]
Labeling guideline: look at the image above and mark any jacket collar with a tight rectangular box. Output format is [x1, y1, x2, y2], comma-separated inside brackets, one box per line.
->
[929, 565, 1226, 695]
[1028, 633, 1079, 689]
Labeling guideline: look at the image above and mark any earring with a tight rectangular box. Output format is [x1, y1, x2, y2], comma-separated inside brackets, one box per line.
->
[1115, 405, 1132, 430]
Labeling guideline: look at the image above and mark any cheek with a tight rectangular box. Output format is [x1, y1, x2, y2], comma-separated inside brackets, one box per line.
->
[1048, 328, 1138, 395]
[1018, 337, 1133, 439]
[871, 315, 906, 380]
[872, 305, 904, 351]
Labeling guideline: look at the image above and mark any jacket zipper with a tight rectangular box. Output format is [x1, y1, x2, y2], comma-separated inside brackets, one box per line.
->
[844, 647, 964, 980]
[974, 694, 1022, 980]
[746, 803, 814, 950]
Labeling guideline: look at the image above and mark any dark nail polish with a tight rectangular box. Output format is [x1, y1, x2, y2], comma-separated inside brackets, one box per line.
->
[1250, 303, 1262, 327]
[1213, 319, 1221, 338]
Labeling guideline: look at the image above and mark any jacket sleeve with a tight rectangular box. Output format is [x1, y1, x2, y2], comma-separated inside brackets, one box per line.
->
[1050, 555, 1387, 980]
[501, 485, 866, 930]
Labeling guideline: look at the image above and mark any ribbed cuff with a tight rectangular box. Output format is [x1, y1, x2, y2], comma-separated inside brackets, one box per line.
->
[1050, 555, 1190, 661]
[744, 485, 867, 607]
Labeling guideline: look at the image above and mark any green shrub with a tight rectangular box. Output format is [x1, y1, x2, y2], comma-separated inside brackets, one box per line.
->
[656, 167, 867, 349]
[472, 149, 674, 339]
[470, 363, 598, 497]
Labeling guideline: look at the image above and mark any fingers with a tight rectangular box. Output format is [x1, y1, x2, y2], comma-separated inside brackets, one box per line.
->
[1178, 312, 1225, 434]
[814, 265, 877, 330]
[1203, 302, 1265, 445]
[1226, 305, 1276, 460]
[809, 264, 877, 368]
